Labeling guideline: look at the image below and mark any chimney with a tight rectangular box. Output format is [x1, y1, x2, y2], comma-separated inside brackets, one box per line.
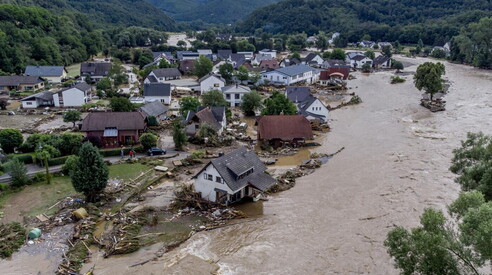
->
[235, 83, 238, 88]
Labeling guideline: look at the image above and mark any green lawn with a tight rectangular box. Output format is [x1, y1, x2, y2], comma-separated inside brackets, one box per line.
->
[0, 163, 149, 221]
[66, 63, 81, 78]
[109, 163, 149, 181]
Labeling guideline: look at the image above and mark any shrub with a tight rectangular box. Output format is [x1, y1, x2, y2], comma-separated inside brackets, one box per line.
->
[139, 133, 158, 150]
[32, 172, 45, 183]
[9, 154, 34, 164]
[0, 129, 23, 153]
[5, 159, 29, 188]
[83, 136, 102, 148]
[62, 155, 78, 175]
[147, 116, 158, 126]
[390, 76, 406, 84]
[47, 156, 70, 166]
[99, 146, 143, 157]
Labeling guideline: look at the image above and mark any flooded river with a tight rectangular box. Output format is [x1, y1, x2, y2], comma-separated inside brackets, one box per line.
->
[65, 57, 492, 274]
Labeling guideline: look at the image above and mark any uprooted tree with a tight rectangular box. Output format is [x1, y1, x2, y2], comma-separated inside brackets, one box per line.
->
[71, 142, 109, 202]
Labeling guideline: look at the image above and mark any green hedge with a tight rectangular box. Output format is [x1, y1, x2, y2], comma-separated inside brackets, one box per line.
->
[99, 146, 143, 157]
[8, 153, 34, 164]
[47, 156, 70, 166]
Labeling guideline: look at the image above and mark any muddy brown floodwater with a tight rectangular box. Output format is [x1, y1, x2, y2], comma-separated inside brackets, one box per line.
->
[80, 57, 492, 274]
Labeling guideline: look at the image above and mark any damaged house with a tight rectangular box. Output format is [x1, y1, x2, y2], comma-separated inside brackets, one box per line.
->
[193, 147, 276, 204]
[185, 106, 226, 136]
[257, 115, 313, 148]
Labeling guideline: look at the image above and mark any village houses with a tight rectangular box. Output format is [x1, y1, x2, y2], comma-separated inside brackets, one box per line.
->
[53, 83, 92, 107]
[24, 66, 67, 83]
[193, 146, 276, 204]
[185, 106, 226, 136]
[285, 86, 329, 122]
[0, 76, 44, 92]
[222, 84, 251, 107]
[143, 83, 172, 104]
[199, 74, 226, 94]
[139, 101, 169, 122]
[80, 62, 111, 82]
[21, 90, 54, 109]
[261, 64, 319, 85]
[80, 112, 146, 148]
[144, 68, 181, 84]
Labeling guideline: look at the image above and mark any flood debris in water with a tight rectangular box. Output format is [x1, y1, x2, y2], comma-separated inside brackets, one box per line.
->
[0, 222, 26, 258]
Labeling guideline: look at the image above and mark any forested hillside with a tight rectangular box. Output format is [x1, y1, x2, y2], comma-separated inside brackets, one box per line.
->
[147, 0, 279, 24]
[0, 1, 176, 74]
[237, 0, 492, 45]
[0, 0, 176, 30]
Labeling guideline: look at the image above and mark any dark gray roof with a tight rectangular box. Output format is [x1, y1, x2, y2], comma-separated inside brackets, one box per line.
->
[57, 82, 91, 95]
[152, 52, 173, 59]
[286, 87, 311, 103]
[21, 90, 54, 101]
[197, 106, 225, 123]
[231, 54, 246, 69]
[302, 53, 319, 63]
[0, 76, 43, 86]
[139, 101, 168, 117]
[143, 83, 171, 97]
[206, 147, 276, 192]
[152, 68, 181, 78]
[297, 95, 328, 121]
[198, 73, 225, 84]
[373, 55, 390, 65]
[147, 75, 158, 83]
[281, 58, 301, 67]
[177, 51, 193, 60]
[266, 64, 314, 77]
[80, 62, 111, 77]
[25, 66, 66, 77]
[323, 59, 350, 68]
[352, 55, 370, 61]
[217, 50, 233, 60]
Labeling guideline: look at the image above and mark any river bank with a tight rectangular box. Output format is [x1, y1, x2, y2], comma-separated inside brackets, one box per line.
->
[104, 56, 492, 274]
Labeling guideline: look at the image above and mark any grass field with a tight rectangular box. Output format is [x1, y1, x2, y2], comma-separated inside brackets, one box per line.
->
[66, 63, 81, 78]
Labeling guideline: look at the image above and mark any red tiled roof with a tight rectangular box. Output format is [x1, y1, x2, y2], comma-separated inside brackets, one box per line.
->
[257, 115, 313, 140]
[320, 68, 350, 80]
[81, 112, 146, 132]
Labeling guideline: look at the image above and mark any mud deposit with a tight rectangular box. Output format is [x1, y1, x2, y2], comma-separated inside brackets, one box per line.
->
[130, 57, 491, 274]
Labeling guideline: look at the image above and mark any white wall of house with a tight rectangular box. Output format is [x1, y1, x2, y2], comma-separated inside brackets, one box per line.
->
[262, 70, 318, 85]
[237, 52, 254, 60]
[144, 95, 171, 105]
[258, 50, 277, 59]
[194, 164, 234, 202]
[22, 100, 38, 108]
[303, 99, 329, 122]
[349, 57, 373, 69]
[200, 76, 225, 94]
[57, 88, 88, 107]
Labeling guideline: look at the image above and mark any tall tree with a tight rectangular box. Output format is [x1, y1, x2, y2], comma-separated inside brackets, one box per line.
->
[0, 129, 23, 154]
[236, 66, 249, 82]
[240, 91, 263, 116]
[261, 91, 297, 115]
[139, 133, 158, 150]
[71, 142, 109, 202]
[194, 55, 213, 77]
[382, 45, 392, 58]
[172, 119, 187, 151]
[201, 90, 228, 107]
[63, 110, 82, 128]
[330, 48, 346, 60]
[109, 97, 135, 112]
[179, 96, 200, 116]
[316, 34, 328, 51]
[414, 62, 446, 100]
[6, 159, 28, 188]
[218, 63, 234, 82]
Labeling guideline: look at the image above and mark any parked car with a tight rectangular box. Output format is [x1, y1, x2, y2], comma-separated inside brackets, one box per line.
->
[147, 147, 166, 156]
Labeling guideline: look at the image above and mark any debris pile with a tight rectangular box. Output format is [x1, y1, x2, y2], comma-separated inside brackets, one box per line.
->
[0, 222, 26, 258]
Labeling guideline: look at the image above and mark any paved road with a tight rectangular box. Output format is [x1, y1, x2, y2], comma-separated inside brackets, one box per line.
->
[0, 149, 189, 184]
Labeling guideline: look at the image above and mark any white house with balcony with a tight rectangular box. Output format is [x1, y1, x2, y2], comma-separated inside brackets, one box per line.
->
[221, 84, 251, 107]
[261, 64, 319, 85]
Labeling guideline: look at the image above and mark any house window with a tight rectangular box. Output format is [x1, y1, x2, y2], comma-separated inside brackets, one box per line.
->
[214, 83, 220, 87]
[26, 102, 32, 105]
[207, 174, 213, 181]
[215, 176, 222, 183]
[161, 99, 165, 103]
[203, 173, 208, 179]
[235, 94, 240, 99]
[226, 94, 230, 99]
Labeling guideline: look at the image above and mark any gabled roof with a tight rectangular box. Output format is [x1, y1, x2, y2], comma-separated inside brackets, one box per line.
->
[259, 59, 279, 69]
[373, 55, 390, 65]
[197, 147, 276, 192]
[25, 66, 66, 77]
[151, 68, 181, 78]
[323, 59, 350, 68]
[177, 51, 193, 59]
[217, 49, 233, 60]
[281, 58, 301, 67]
[346, 52, 364, 59]
[139, 101, 168, 117]
[146, 75, 158, 83]
[143, 83, 171, 97]
[57, 82, 91, 95]
[0, 76, 43, 86]
[190, 107, 221, 131]
[264, 64, 315, 77]
[257, 115, 313, 140]
[80, 62, 111, 77]
[352, 55, 371, 61]
[199, 73, 225, 84]
[255, 54, 274, 62]
[285, 87, 311, 102]
[297, 95, 327, 120]
[221, 84, 251, 94]
[197, 106, 225, 123]
[231, 54, 246, 69]
[302, 53, 320, 63]
[81, 112, 146, 132]
[152, 52, 173, 59]
[179, 60, 195, 73]
[21, 90, 53, 101]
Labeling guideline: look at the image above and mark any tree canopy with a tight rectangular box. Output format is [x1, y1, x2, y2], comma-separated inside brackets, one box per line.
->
[414, 62, 446, 100]
[194, 55, 213, 78]
[109, 97, 135, 112]
[71, 142, 109, 202]
[179, 96, 200, 116]
[0, 129, 23, 154]
[261, 91, 297, 116]
[201, 90, 228, 107]
[240, 91, 263, 116]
